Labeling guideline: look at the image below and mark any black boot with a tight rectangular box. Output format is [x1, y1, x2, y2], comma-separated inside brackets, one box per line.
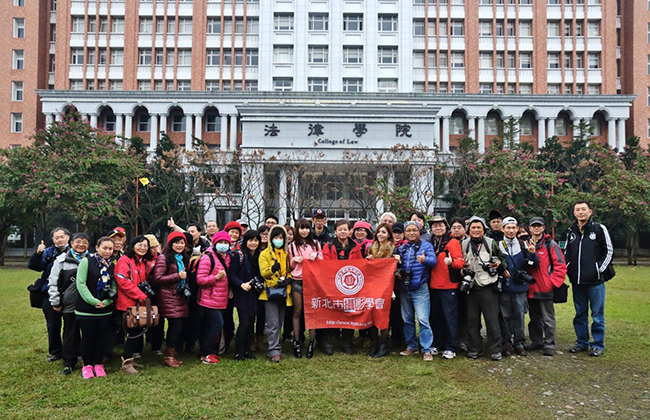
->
[368, 340, 380, 357]
[372, 344, 390, 358]
[293, 340, 302, 358]
[306, 341, 315, 359]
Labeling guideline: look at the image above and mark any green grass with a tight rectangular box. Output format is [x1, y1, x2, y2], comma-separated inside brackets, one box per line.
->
[1, 266, 649, 419]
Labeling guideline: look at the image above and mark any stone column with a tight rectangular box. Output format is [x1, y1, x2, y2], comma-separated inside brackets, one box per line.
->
[512, 117, 520, 145]
[89, 113, 98, 127]
[115, 114, 123, 137]
[547, 118, 556, 138]
[607, 118, 616, 149]
[220, 114, 229, 152]
[185, 114, 193, 150]
[441, 116, 450, 153]
[477, 116, 486, 153]
[159, 115, 168, 141]
[278, 167, 287, 225]
[124, 114, 133, 139]
[468, 117, 476, 141]
[617, 118, 626, 151]
[149, 114, 158, 151]
[433, 116, 440, 151]
[537, 118, 546, 149]
[194, 114, 203, 141]
[229, 114, 238, 150]
[46, 114, 54, 126]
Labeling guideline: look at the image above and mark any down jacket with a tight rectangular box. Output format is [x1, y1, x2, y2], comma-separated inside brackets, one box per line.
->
[196, 247, 230, 310]
[526, 234, 567, 299]
[398, 239, 437, 291]
[114, 254, 149, 311]
[153, 253, 190, 318]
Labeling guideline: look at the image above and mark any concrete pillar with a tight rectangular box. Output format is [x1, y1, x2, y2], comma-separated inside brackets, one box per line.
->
[468, 117, 476, 141]
[607, 119, 616, 149]
[537, 118, 546, 149]
[149, 114, 158, 151]
[185, 114, 193, 150]
[278, 167, 287, 225]
[89, 114, 97, 127]
[477, 116, 486, 153]
[433, 116, 440, 150]
[159, 115, 168, 141]
[547, 118, 556, 138]
[220, 114, 229, 152]
[229, 114, 238, 150]
[124, 114, 133, 139]
[46, 114, 54, 126]
[617, 118, 626, 151]
[115, 114, 123, 137]
[55, 113, 63, 122]
[512, 117, 520, 145]
[194, 114, 203, 141]
[441, 116, 450, 153]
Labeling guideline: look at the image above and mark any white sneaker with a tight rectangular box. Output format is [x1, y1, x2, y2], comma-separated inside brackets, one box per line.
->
[431, 347, 439, 356]
[442, 350, 456, 360]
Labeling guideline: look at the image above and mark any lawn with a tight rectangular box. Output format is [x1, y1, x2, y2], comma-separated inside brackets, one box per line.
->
[0, 266, 648, 419]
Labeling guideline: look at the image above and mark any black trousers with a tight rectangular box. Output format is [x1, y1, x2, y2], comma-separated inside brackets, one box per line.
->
[78, 316, 110, 366]
[222, 301, 235, 351]
[254, 301, 266, 337]
[123, 328, 144, 359]
[235, 308, 255, 356]
[62, 312, 80, 368]
[105, 310, 123, 357]
[147, 317, 165, 352]
[466, 285, 502, 355]
[389, 293, 404, 343]
[166, 318, 185, 350]
[42, 295, 62, 356]
[183, 299, 202, 352]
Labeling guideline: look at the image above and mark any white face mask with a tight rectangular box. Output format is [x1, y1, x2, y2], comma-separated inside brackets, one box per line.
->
[215, 243, 229, 253]
[272, 239, 284, 249]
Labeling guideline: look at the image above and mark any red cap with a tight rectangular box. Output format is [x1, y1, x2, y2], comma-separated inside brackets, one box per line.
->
[108, 227, 126, 238]
[167, 231, 187, 246]
[224, 221, 243, 235]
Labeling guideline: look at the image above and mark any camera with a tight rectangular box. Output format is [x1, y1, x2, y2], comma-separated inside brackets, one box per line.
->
[250, 276, 265, 292]
[482, 256, 499, 277]
[459, 269, 475, 293]
[138, 281, 155, 297]
[516, 270, 537, 285]
[98, 286, 117, 301]
[402, 271, 413, 288]
[178, 283, 192, 299]
[496, 275, 505, 292]
[395, 267, 408, 279]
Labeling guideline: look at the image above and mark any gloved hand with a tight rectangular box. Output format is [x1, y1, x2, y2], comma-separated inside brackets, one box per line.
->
[271, 261, 281, 273]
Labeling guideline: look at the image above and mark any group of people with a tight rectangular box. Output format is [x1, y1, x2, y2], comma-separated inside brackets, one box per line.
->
[29, 200, 613, 378]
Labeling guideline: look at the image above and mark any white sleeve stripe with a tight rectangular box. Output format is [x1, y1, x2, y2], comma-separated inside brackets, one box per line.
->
[599, 224, 613, 272]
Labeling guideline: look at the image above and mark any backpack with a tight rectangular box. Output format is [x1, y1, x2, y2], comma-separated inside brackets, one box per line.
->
[187, 252, 216, 297]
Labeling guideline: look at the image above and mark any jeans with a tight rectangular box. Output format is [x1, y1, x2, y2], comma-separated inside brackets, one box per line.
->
[429, 289, 459, 352]
[499, 292, 528, 348]
[42, 295, 62, 357]
[200, 308, 224, 357]
[400, 283, 433, 353]
[528, 298, 556, 350]
[166, 318, 185, 350]
[265, 300, 286, 357]
[466, 285, 501, 355]
[572, 283, 606, 350]
[78, 316, 110, 366]
[235, 308, 255, 356]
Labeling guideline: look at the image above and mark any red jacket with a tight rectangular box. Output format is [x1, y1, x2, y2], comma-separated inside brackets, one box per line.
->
[196, 248, 230, 310]
[114, 254, 149, 311]
[526, 234, 567, 299]
[429, 236, 465, 290]
[153, 253, 190, 318]
[322, 239, 364, 260]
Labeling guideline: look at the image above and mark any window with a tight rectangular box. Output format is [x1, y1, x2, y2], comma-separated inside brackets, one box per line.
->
[451, 82, 465, 93]
[548, 21, 560, 37]
[588, 53, 599, 69]
[274, 77, 293, 91]
[587, 84, 600, 94]
[99, 17, 108, 33]
[377, 79, 398, 93]
[165, 80, 174, 91]
[179, 18, 192, 34]
[71, 48, 84, 64]
[11, 113, 22, 133]
[156, 18, 165, 34]
[451, 51, 464, 68]
[438, 20, 447, 36]
[378, 15, 397, 32]
[548, 53, 560, 69]
[139, 49, 151, 65]
[520, 117, 532, 135]
[234, 49, 244, 66]
[496, 83, 505, 94]
[155, 49, 163, 65]
[519, 21, 531, 37]
[273, 46, 293, 63]
[309, 13, 328, 31]
[207, 18, 221, 34]
[507, 20, 516, 36]
[495, 21, 504, 37]
[87, 49, 95, 65]
[167, 18, 176, 34]
[413, 51, 435, 68]
[13, 18, 25, 38]
[486, 117, 499, 135]
[246, 49, 258, 66]
[138, 81, 151, 91]
[138, 114, 150, 131]
[519, 83, 532, 94]
[547, 84, 560, 94]
[439, 51, 448, 67]
[247, 18, 259, 35]
[479, 21, 492, 36]
[413, 19, 425, 36]
[564, 52, 572, 68]
[378, 47, 398, 64]
[98, 48, 107, 65]
[11, 80, 24, 102]
[308, 46, 328, 64]
[450, 117, 464, 134]
[207, 49, 220, 66]
[555, 118, 566, 136]
[205, 113, 221, 132]
[222, 50, 232, 65]
[104, 114, 116, 131]
[587, 21, 600, 37]
[564, 21, 572, 37]
[519, 52, 531, 69]
[308, 78, 328, 92]
[245, 81, 258, 91]
[110, 80, 122, 90]
[112, 18, 124, 33]
[576, 21, 583, 37]
[172, 115, 186, 131]
[590, 119, 600, 136]
[343, 47, 363, 64]
[178, 80, 191, 91]
[343, 14, 363, 31]
[479, 52, 492, 68]
[72, 17, 84, 33]
[234, 18, 245, 34]
[139, 17, 153, 34]
[14, 0, 25, 6]
[205, 81, 218, 91]
[451, 21, 464, 36]
[178, 50, 191, 66]
[110, 49, 123, 65]
[479, 83, 493, 94]
[576, 52, 584, 69]
[274, 13, 293, 31]
[496, 52, 504, 68]
[88, 17, 96, 33]
[343, 78, 363, 92]
[575, 84, 584, 94]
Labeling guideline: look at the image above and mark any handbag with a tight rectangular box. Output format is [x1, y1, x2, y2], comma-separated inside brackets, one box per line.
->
[122, 298, 159, 338]
[266, 286, 287, 302]
[553, 283, 569, 304]
[27, 278, 46, 309]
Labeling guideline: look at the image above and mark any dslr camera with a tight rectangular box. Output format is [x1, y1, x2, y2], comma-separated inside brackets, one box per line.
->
[177, 282, 192, 299]
[516, 269, 537, 285]
[138, 280, 156, 297]
[482, 256, 500, 277]
[250, 276, 265, 292]
[395, 268, 413, 288]
[459, 269, 475, 293]
[98, 285, 117, 301]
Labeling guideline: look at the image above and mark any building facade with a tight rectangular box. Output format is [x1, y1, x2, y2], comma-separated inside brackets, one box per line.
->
[5, 0, 646, 222]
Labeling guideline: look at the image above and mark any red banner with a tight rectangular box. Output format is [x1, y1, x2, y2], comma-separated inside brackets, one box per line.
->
[302, 258, 397, 330]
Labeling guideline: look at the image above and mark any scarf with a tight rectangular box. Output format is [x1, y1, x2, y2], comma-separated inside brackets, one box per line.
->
[333, 239, 355, 260]
[175, 253, 187, 291]
[71, 249, 88, 261]
[95, 254, 113, 296]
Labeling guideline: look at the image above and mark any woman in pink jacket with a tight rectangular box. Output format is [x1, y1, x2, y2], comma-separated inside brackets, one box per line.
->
[288, 218, 323, 359]
[196, 231, 231, 364]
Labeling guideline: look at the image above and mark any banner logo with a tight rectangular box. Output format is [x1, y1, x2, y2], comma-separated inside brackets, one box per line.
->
[335, 266, 364, 295]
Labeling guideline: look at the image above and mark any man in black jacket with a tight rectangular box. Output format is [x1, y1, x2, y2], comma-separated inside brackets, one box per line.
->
[564, 201, 613, 357]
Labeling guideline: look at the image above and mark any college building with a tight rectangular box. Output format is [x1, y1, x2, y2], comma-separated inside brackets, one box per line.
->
[3, 0, 646, 224]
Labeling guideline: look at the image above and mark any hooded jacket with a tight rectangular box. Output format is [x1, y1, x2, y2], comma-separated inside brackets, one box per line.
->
[114, 254, 149, 311]
[259, 225, 292, 305]
[526, 234, 567, 299]
[564, 218, 613, 285]
[196, 247, 230, 310]
[48, 250, 84, 313]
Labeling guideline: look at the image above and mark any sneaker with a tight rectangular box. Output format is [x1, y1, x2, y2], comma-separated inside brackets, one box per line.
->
[399, 348, 417, 356]
[201, 354, 220, 364]
[569, 345, 588, 353]
[459, 343, 468, 352]
[82, 365, 95, 379]
[423, 352, 434, 362]
[93, 365, 106, 377]
[491, 352, 503, 361]
[467, 352, 478, 360]
[235, 354, 246, 361]
[47, 354, 62, 362]
[589, 348, 603, 357]
[244, 352, 256, 360]
[270, 355, 281, 363]
[60, 367, 73, 375]
[543, 348, 555, 357]
[431, 347, 439, 356]
[154, 350, 163, 356]
[442, 350, 456, 360]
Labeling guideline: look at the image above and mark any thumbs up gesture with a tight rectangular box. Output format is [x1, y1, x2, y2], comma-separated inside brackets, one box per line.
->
[179, 269, 187, 280]
[417, 250, 426, 264]
[37, 240, 46, 254]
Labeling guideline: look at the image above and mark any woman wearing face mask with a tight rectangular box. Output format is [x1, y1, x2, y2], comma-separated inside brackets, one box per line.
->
[322, 220, 364, 354]
[115, 236, 151, 374]
[196, 231, 232, 365]
[288, 218, 323, 359]
[228, 230, 262, 360]
[259, 225, 293, 363]
[74, 236, 116, 379]
[153, 232, 191, 368]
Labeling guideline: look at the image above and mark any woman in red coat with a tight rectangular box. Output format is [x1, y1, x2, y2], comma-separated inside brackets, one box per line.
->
[153, 232, 190, 367]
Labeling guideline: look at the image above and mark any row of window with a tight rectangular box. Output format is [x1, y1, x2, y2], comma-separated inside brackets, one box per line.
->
[477, 0, 600, 4]
[477, 51, 600, 69]
[100, 113, 222, 133]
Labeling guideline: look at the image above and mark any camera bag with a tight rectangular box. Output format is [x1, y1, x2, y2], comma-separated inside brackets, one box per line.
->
[122, 297, 159, 338]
